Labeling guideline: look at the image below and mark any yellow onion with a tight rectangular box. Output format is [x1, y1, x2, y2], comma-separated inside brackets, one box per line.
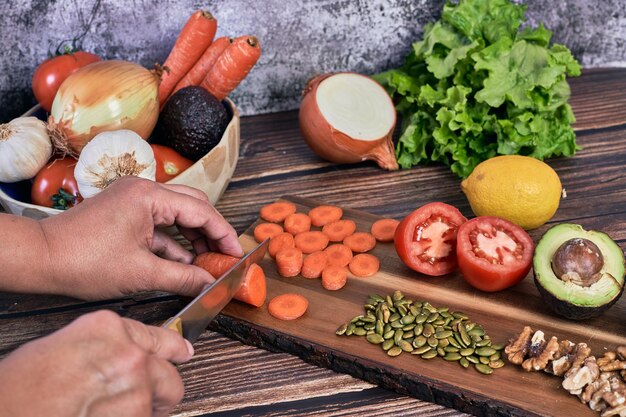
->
[299, 73, 398, 170]
[49, 60, 159, 153]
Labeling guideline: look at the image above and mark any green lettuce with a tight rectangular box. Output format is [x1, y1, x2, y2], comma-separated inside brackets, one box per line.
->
[374, 0, 581, 178]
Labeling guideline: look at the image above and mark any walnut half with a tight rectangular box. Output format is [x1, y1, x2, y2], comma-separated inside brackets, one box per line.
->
[505, 326, 533, 365]
[563, 356, 601, 396]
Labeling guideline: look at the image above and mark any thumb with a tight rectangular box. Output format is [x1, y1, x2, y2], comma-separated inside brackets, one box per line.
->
[150, 257, 216, 296]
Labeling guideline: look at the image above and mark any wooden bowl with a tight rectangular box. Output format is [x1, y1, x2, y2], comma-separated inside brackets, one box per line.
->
[0, 99, 240, 219]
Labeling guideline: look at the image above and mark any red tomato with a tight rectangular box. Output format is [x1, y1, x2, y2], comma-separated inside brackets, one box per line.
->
[32, 51, 100, 112]
[456, 216, 534, 292]
[150, 144, 193, 182]
[394, 202, 468, 276]
[31, 157, 82, 209]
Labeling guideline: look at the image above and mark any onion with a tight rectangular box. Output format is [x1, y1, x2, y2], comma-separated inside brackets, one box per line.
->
[299, 73, 398, 170]
[0, 117, 52, 182]
[49, 60, 159, 153]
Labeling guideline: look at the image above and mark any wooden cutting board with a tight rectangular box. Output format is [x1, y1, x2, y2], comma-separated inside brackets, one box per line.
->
[215, 196, 626, 417]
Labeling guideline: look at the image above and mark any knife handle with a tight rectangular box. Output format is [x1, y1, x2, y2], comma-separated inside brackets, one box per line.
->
[163, 317, 183, 336]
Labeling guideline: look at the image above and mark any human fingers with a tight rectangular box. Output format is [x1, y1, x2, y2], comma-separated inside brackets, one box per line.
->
[149, 357, 185, 417]
[145, 255, 216, 296]
[160, 183, 210, 203]
[122, 317, 194, 364]
[151, 230, 194, 263]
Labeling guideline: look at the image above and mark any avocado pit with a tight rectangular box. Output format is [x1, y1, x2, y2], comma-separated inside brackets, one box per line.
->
[551, 238, 603, 287]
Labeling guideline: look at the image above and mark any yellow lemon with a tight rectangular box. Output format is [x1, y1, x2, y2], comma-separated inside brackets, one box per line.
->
[461, 155, 562, 230]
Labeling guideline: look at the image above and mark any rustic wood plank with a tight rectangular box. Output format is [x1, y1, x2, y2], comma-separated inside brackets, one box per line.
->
[569, 68, 626, 131]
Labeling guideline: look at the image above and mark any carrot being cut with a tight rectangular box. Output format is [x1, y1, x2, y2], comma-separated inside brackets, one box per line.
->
[269, 232, 295, 258]
[343, 232, 376, 253]
[322, 219, 356, 242]
[324, 244, 353, 267]
[349, 253, 380, 277]
[275, 247, 303, 277]
[309, 205, 343, 227]
[201, 35, 262, 101]
[254, 222, 283, 243]
[371, 218, 400, 243]
[268, 293, 308, 320]
[301, 250, 328, 279]
[322, 265, 348, 291]
[284, 213, 311, 235]
[233, 263, 266, 307]
[193, 251, 238, 277]
[259, 201, 296, 223]
[294, 231, 329, 254]
[170, 36, 231, 98]
[158, 10, 217, 107]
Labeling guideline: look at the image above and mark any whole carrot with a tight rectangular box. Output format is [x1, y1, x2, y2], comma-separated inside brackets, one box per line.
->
[201, 35, 261, 100]
[170, 36, 231, 99]
[158, 10, 217, 107]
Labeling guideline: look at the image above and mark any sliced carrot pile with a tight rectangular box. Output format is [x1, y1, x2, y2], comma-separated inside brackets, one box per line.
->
[268, 293, 308, 320]
[343, 232, 376, 253]
[324, 244, 353, 267]
[233, 263, 266, 307]
[301, 250, 328, 279]
[294, 231, 329, 254]
[275, 247, 303, 277]
[193, 251, 238, 277]
[322, 265, 348, 291]
[309, 205, 343, 227]
[284, 213, 311, 235]
[254, 222, 283, 243]
[371, 218, 400, 243]
[269, 232, 295, 258]
[349, 253, 380, 277]
[322, 219, 356, 242]
[259, 201, 297, 223]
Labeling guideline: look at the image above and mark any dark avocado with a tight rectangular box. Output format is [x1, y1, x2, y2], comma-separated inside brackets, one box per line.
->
[533, 223, 624, 320]
[152, 86, 229, 161]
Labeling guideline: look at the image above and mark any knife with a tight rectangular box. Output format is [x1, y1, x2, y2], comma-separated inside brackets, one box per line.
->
[162, 238, 269, 343]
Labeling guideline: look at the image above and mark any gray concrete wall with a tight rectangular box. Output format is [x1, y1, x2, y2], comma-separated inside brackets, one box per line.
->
[1, 0, 625, 122]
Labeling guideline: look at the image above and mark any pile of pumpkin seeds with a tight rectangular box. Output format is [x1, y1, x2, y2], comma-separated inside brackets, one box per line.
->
[336, 290, 505, 375]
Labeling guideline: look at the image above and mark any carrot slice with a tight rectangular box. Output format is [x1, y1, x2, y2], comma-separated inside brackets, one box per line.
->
[309, 205, 343, 227]
[234, 263, 266, 307]
[301, 250, 328, 279]
[294, 231, 329, 254]
[371, 218, 400, 243]
[259, 201, 297, 223]
[343, 232, 376, 253]
[275, 247, 303, 277]
[349, 253, 380, 277]
[324, 244, 353, 267]
[321, 265, 348, 290]
[322, 219, 356, 242]
[284, 213, 311, 235]
[193, 251, 238, 277]
[253, 223, 283, 243]
[269, 232, 295, 258]
[268, 293, 308, 320]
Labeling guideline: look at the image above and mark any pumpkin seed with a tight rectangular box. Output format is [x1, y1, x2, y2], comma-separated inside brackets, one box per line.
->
[459, 325, 472, 346]
[336, 323, 348, 335]
[375, 320, 384, 335]
[390, 320, 404, 329]
[394, 330, 404, 345]
[466, 355, 479, 364]
[397, 305, 408, 316]
[427, 312, 439, 323]
[413, 336, 427, 348]
[387, 346, 402, 357]
[490, 352, 501, 361]
[370, 294, 384, 303]
[455, 333, 468, 348]
[389, 313, 401, 323]
[466, 322, 476, 331]
[468, 327, 484, 337]
[491, 343, 505, 351]
[475, 338, 491, 347]
[444, 352, 462, 361]
[392, 290, 404, 301]
[381, 304, 391, 323]
[459, 357, 469, 368]
[453, 312, 468, 319]
[366, 333, 384, 344]
[422, 349, 438, 359]
[423, 303, 437, 313]
[409, 305, 420, 316]
[479, 356, 490, 364]
[476, 347, 496, 357]
[353, 327, 366, 336]
[382, 339, 394, 351]
[386, 295, 394, 307]
[460, 348, 474, 356]
[448, 337, 461, 349]
[350, 315, 363, 324]
[423, 323, 435, 338]
[364, 323, 375, 331]
[402, 324, 416, 331]
[437, 338, 450, 348]
[437, 347, 446, 357]
[401, 315, 416, 325]
[489, 359, 505, 369]
[398, 340, 414, 352]
[450, 318, 463, 327]
[383, 330, 395, 339]
[435, 330, 453, 339]
[403, 331, 414, 339]
[346, 323, 356, 336]
[412, 345, 432, 355]
[427, 336, 438, 348]
[415, 314, 429, 324]
[414, 324, 424, 336]
[432, 319, 446, 326]
[475, 363, 493, 375]
[444, 346, 459, 353]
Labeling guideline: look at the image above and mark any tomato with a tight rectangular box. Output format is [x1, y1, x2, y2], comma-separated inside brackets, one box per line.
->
[31, 157, 82, 210]
[456, 216, 534, 292]
[32, 51, 100, 112]
[394, 202, 468, 276]
[150, 144, 194, 182]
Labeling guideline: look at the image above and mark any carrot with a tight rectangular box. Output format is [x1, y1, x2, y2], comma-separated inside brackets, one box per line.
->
[170, 36, 231, 98]
[201, 35, 262, 101]
[254, 223, 283, 243]
[193, 251, 238, 277]
[233, 263, 266, 307]
[275, 247, 303, 277]
[269, 232, 295, 258]
[301, 250, 328, 279]
[259, 201, 296, 223]
[343, 232, 376, 253]
[321, 265, 348, 291]
[158, 10, 217, 107]
[322, 219, 356, 242]
[268, 293, 308, 320]
[294, 231, 329, 254]
[371, 218, 400, 243]
[324, 244, 353, 267]
[308, 205, 343, 227]
[349, 253, 380, 277]
[284, 213, 311, 235]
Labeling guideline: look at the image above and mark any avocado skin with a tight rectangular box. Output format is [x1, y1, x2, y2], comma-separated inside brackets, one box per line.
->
[152, 86, 229, 161]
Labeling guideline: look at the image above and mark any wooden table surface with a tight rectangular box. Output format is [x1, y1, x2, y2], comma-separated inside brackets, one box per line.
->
[2, 68, 626, 416]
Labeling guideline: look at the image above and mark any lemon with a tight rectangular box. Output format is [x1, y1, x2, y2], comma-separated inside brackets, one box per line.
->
[461, 155, 562, 230]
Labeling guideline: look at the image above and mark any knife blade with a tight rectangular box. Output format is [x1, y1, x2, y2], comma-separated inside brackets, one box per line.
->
[162, 238, 269, 343]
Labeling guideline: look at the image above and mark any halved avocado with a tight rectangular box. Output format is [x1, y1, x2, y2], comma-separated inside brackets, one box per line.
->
[533, 223, 624, 320]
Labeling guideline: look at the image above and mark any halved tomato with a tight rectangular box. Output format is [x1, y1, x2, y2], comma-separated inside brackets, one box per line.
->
[394, 202, 468, 276]
[457, 216, 534, 292]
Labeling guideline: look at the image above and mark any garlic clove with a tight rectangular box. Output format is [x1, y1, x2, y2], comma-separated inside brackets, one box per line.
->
[0, 117, 52, 183]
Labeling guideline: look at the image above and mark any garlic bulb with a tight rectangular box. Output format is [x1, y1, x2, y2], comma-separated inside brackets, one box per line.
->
[74, 130, 156, 198]
[0, 117, 52, 182]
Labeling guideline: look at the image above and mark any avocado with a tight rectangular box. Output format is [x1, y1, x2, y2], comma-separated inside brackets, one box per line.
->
[152, 86, 229, 161]
[533, 223, 624, 320]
